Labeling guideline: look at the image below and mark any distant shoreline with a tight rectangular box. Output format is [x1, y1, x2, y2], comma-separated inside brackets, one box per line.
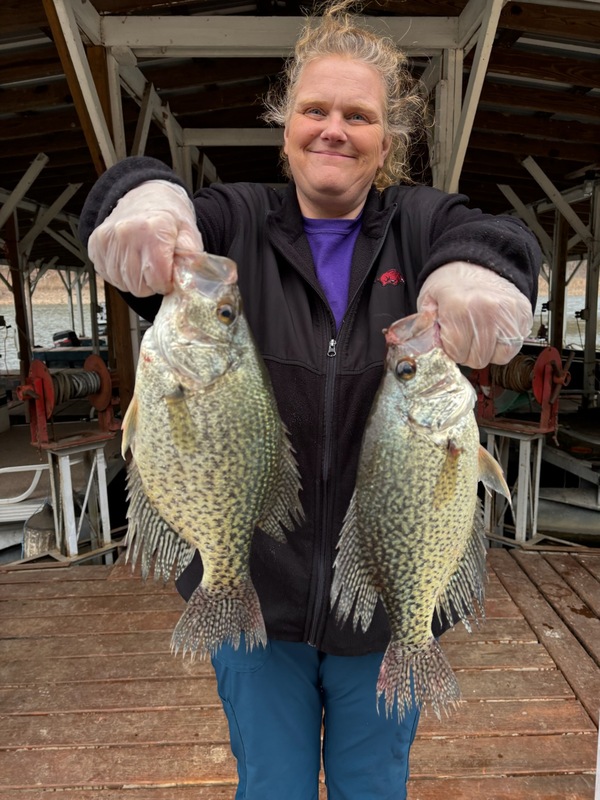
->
[0, 265, 589, 306]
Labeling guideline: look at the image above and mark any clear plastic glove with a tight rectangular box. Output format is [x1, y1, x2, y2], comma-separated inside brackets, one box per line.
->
[417, 262, 533, 368]
[87, 180, 204, 297]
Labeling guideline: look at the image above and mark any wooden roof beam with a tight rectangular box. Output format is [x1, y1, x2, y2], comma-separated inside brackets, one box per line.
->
[0, 153, 48, 231]
[100, 15, 458, 57]
[42, 0, 116, 173]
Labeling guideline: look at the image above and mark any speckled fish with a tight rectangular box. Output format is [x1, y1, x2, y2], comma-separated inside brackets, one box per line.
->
[122, 253, 303, 658]
[331, 311, 509, 720]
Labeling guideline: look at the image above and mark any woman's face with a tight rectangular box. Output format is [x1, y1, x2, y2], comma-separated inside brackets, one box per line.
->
[284, 55, 391, 219]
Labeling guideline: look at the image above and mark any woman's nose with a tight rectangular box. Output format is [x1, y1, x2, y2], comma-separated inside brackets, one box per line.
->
[320, 113, 347, 142]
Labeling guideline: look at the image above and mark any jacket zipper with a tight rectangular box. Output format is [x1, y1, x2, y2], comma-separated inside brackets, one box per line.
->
[307, 330, 338, 646]
[305, 209, 397, 648]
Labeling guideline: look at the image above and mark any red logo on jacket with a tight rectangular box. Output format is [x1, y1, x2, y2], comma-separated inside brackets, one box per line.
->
[377, 269, 404, 286]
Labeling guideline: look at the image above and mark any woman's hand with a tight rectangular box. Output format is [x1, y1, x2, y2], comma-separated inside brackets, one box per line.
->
[417, 262, 533, 369]
[87, 180, 204, 297]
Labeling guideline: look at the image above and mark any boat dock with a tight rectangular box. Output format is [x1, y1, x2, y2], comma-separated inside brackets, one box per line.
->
[0, 548, 598, 799]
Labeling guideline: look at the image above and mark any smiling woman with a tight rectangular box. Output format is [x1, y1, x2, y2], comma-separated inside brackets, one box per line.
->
[77, 0, 542, 797]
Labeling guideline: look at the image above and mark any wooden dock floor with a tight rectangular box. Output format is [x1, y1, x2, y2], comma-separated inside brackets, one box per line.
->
[0, 548, 598, 799]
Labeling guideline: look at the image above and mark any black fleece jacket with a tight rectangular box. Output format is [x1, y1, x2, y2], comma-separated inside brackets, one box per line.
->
[80, 156, 541, 655]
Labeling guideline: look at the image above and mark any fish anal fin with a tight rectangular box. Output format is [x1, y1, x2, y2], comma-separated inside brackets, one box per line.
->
[256, 422, 304, 542]
[331, 493, 378, 633]
[125, 460, 195, 583]
[436, 498, 487, 632]
[478, 445, 511, 501]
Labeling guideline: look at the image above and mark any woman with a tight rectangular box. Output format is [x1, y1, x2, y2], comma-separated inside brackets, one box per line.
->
[79, 3, 541, 798]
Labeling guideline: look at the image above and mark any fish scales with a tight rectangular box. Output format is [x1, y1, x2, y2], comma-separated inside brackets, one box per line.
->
[331, 311, 509, 721]
[122, 252, 303, 658]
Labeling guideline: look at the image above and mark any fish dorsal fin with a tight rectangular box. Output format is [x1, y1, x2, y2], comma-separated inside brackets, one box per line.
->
[478, 445, 511, 501]
[121, 395, 138, 458]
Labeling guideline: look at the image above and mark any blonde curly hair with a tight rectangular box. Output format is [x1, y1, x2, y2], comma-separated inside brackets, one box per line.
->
[262, 0, 426, 189]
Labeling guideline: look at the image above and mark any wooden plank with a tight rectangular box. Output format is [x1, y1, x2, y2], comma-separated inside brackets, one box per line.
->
[0, 577, 177, 600]
[0, 592, 184, 617]
[0, 707, 229, 749]
[0, 742, 237, 789]
[0, 652, 207, 685]
[513, 552, 600, 666]
[416, 698, 594, 737]
[0, 790, 239, 800]
[443, 641, 553, 670]
[492, 550, 600, 726]
[0, 621, 537, 662]
[2, 699, 591, 751]
[0, 565, 111, 583]
[0, 678, 221, 714]
[0, 631, 175, 660]
[0, 641, 556, 688]
[0, 611, 183, 636]
[409, 732, 597, 778]
[0, 667, 575, 717]
[545, 553, 600, 619]
[1, 731, 594, 789]
[457, 668, 573, 702]
[442, 618, 536, 643]
[574, 553, 600, 584]
[409, 774, 595, 800]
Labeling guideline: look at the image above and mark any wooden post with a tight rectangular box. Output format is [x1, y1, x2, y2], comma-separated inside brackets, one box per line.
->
[86, 45, 136, 412]
[3, 214, 31, 380]
[550, 210, 568, 352]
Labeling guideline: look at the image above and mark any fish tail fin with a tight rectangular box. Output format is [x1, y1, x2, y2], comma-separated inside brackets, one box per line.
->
[171, 577, 267, 659]
[331, 494, 378, 631]
[377, 638, 461, 722]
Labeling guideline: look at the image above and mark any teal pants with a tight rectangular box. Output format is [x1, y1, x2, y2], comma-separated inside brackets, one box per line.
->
[212, 639, 420, 800]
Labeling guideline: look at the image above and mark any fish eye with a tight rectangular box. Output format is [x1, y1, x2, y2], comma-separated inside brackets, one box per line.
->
[216, 302, 236, 326]
[395, 357, 417, 381]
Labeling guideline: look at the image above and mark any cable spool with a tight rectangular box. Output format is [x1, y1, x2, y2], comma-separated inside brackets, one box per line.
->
[51, 369, 102, 405]
[17, 357, 118, 447]
[489, 355, 536, 394]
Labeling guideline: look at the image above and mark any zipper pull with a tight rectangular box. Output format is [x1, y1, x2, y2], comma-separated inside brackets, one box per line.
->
[327, 338, 337, 357]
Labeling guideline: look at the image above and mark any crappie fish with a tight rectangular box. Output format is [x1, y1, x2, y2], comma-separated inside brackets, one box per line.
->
[122, 253, 303, 658]
[331, 311, 509, 720]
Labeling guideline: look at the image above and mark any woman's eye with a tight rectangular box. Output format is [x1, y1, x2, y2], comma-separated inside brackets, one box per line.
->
[305, 107, 325, 117]
[349, 113, 368, 122]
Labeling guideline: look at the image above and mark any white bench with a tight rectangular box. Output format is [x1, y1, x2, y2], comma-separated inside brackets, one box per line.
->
[0, 464, 50, 524]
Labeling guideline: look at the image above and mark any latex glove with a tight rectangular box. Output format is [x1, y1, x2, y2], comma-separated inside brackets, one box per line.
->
[87, 180, 204, 297]
[417, 262, 533, 368]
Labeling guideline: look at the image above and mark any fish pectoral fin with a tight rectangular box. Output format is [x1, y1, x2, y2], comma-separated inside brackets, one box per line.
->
[256, 422, 304, 542]
[478, 445, 511, 502]
[125, 460, 195, 583]
[121, 395, 138, 458]
[163, 388, 198, 457]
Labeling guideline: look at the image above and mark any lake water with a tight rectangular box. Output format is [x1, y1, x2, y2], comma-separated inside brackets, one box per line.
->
[0, 296, 599, 374]
[0, 302, 98, 373]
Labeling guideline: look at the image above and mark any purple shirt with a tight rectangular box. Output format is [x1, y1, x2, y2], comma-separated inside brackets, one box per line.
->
[303, 215, 362, 331]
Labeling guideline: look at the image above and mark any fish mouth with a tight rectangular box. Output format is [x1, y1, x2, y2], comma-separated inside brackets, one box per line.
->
[174, 253, 238, 297]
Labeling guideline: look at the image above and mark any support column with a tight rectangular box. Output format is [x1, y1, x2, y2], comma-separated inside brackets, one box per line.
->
[550, 211, 568, 352]
[4, 214, 31, 380]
